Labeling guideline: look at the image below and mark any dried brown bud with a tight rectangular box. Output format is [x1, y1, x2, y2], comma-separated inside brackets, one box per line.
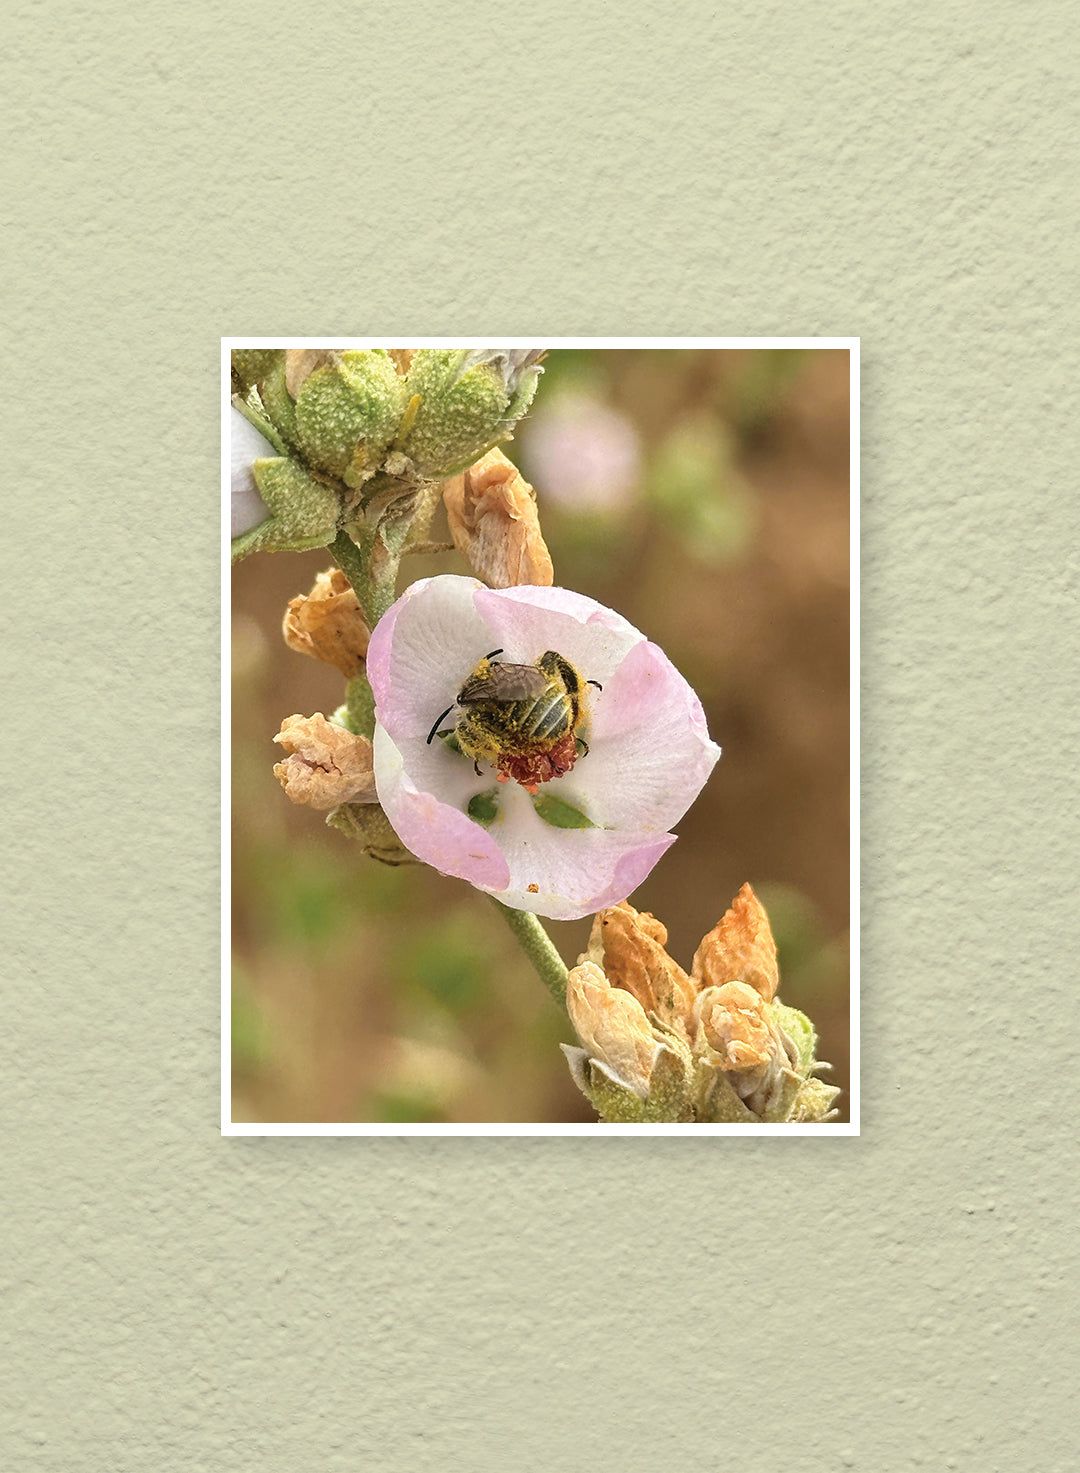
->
[692, 980, 801, 1118]
[282, 567, 370, 677]
[442, 447, 553, 589]
[567, 961, 659, 1098]
[694, 981, 777, 1068]
[586, 902, 696, 1030]
[273, 713, 377, 810]
[691, 882, 779, 1001]
[386, 349, 417, 375]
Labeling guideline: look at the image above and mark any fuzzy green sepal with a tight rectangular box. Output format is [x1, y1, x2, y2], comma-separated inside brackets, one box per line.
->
[638, 1043, 694, 1121]
[693, 1064, 760, 1123]
[230, 456, 340, 562]
[581, 1058, 652, 1123]
[467, 790, 500, 827]
[532, 793, 596, 829]
[257, 358, 299, 446]
[770, 1001, 817, 1073]
[788, 1076, 842, 1122]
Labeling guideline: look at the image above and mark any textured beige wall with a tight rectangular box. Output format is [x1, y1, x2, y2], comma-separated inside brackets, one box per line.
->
[5, 2, 1076, 1469]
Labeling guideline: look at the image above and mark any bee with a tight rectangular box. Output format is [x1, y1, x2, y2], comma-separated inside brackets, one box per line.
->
[427, 648, 601, 793]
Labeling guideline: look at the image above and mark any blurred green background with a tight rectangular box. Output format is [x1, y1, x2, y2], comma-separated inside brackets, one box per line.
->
[231, 347, 852, 1124]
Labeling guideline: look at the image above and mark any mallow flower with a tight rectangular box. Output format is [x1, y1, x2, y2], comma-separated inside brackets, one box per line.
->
[366, 575, 721, 921]
[521, 392, 642, 513]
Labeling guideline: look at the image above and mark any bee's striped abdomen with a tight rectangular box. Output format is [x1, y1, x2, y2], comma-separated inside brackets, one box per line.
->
[522, 688, 572, 741]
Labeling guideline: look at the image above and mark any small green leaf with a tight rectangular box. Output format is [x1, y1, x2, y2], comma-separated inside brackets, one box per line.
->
[467, 790, 500, 827]
[532, 793, 596, 829]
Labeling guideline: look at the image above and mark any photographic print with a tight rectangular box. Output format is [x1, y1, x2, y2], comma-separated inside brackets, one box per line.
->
[226, 341, 857, 1133]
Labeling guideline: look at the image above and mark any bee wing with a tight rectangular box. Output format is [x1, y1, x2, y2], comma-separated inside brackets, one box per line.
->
[459, 663, 550, 703]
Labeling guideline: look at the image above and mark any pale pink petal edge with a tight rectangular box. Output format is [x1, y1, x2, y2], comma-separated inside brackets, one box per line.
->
[372, 724, 509, 890]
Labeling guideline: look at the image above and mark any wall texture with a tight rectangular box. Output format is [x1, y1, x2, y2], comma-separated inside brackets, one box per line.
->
[4, 2, 1077, 1469]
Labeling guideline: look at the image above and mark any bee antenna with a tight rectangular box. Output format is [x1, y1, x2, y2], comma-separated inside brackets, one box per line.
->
[427, 706, 455, 744]
[587, 679, 603, 692]
[484, 648, 504, 661]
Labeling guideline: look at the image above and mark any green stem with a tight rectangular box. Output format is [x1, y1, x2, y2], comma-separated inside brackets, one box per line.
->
[330, 528, 371, 607]
[329, 529, 398, 628]
[490, 899, 569, 1012]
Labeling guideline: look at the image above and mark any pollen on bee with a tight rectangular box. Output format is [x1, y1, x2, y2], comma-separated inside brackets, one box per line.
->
[523, 783, 539, 795]
[496, 773, 510, 783]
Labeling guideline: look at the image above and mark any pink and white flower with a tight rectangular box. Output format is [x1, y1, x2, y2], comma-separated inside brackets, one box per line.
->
[367, 575, 720, 921]
[520, 393, 642, 513]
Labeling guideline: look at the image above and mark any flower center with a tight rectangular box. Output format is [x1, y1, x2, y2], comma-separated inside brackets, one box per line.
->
[432, 647, 598, 795]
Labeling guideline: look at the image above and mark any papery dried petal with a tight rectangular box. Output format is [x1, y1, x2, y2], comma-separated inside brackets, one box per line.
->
[273, 713, 377, 810]
[442, 448, 553, 588]
[282, 567, 371, 677]
[387, 349, 416, 375]
[587, 902, 696, 1030]
[284, 349, 339, 399]
[567, 961, 658, 1098]
[458, 348, 546, 392]
[691, 882, 779, 1001]
[693, 981, 773, 1065]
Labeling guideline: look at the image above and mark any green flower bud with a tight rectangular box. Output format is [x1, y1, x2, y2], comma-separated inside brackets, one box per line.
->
[398, 348, 544, 478]
[326, 801, 414, 865]
[293, 350, 409, 487]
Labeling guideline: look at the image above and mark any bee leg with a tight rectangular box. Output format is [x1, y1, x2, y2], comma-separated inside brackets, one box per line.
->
[576, 737, 590, 757]
[473, 760, 483, 777]
[587, 679, 603, 692]
[427, 706, 455, 744]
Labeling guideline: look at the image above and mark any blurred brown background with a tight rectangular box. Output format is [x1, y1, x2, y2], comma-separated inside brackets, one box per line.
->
[231, 347, 852, 1124]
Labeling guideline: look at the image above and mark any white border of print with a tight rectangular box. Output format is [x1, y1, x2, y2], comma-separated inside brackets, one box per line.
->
[222, 337, 860, 1137]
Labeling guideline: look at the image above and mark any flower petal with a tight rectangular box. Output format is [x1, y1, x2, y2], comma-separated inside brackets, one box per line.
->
[472, 583, 643, 688]
[366, 575, 494, 740]
[472, 778, 676, 919]
[577, 639, 721, 831]
[230, 408, 273, 537]
[372, 724, 509, 890]
[373, 722, 673, 920]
